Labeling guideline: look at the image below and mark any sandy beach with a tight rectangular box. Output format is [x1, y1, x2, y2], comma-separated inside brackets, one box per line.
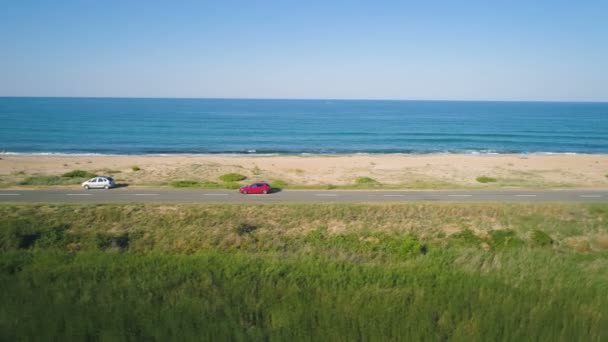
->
[1, 154, 607, 189]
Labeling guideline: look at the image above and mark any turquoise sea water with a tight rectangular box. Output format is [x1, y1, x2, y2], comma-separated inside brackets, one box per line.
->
[0, 97, 607, 155]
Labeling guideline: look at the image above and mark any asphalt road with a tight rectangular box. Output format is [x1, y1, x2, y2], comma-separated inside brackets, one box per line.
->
[0, 189, 606, 203]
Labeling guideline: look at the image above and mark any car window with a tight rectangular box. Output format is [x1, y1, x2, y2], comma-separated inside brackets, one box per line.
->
[250, 184, 257, 188]
[107, 177, 114, 181]
[90, 178, 97, 183]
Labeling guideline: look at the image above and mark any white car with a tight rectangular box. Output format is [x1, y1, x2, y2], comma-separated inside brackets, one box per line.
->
[82, 176, 116, 189]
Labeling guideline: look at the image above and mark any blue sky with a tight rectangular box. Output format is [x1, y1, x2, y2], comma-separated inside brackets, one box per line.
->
[1, 1, 607, 101]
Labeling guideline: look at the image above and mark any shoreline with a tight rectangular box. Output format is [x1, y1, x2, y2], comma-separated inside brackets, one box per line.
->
[1, 154, 607, 189]
[0, 151, 596, 157]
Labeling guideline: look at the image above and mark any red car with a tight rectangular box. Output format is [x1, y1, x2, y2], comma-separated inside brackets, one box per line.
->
[239, 182, 271, 194]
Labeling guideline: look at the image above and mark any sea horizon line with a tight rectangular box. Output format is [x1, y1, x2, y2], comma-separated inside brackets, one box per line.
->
[1, 96, 607, 104]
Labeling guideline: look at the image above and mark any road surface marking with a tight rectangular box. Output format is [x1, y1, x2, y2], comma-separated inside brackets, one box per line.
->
[515, 194, 537, 197]
[204, 194, 228, 196]
[315, 194, 338, 197]
[134, 194, 160, 196]
[383, 194, 404, 197]
[0, 193, 20, 196]
[67, 194, 91, 196]
[447, 194, 472, 197]
[580, 195, 601, 198]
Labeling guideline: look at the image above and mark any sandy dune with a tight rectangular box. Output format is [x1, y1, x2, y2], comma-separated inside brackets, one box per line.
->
[1, 154, 607, 189]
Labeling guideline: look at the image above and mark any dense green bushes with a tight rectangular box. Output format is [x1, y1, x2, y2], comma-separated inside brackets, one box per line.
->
[61, 169, 96, 178]
[355, 176, 379, 185]
[219, 173, 247, 182]
[476, 176, 498, 183]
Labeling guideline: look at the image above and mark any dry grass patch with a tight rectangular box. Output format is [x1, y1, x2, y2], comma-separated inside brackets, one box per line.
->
[563, 237, 593, 252]
[0, 203, 605, 253]
[591, 235, 608, 250]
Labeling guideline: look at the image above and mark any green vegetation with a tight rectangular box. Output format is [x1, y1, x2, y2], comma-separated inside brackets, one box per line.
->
[19, 175, 85, 186]
[355, 176, 379, 185]
[1, 203, 607, 340]
[61, 169, 96, 178]
[19, 175, 64, 185]
[531, 229, 553, 247]
[476, 176, 498, 183]
[270, 179, 288, 188]
[234, 222, 258, 236]
[170, 180, 240, 189]
[169, 180, 201, 188]
[219, 173, 247, 182]
[0, 169, 126, 189]
[0, 169, 592, 190]
[222, 182, 241, 189]
[488, 229, 524, 249]
[131, 166, 141, 171]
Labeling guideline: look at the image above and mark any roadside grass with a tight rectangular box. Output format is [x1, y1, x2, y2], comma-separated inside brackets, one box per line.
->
[277, 180, 464, 190]
[131, 166, 141, 171]
[0, 175, 14, 188]
[222, 182, 241, 189]
[20, 169, 100, 186]
[19, 175, 82, 186]
[0, 203, 606, 254]
[6, 169, 97, 187]
[0, 170, 591, 190]
[270, 179, 288, 188]
[476, 176, 497, 183]
[1, 203, 607, 340]
[169, 180, 201, 188]
[7, 178, 580, 190]
[168, 173, 246, 189]
[170, 180, 240, 189]
[192, 176, 572, 190]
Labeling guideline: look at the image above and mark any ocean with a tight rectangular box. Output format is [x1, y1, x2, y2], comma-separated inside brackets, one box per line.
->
[0, 97, 607, 155]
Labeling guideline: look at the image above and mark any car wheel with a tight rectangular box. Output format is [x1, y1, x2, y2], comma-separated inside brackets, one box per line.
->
[263, 190, 268, 194]
[243, 190, 248, 194]
[84, 185, 89, 190]
[104, 185, 109, 189]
